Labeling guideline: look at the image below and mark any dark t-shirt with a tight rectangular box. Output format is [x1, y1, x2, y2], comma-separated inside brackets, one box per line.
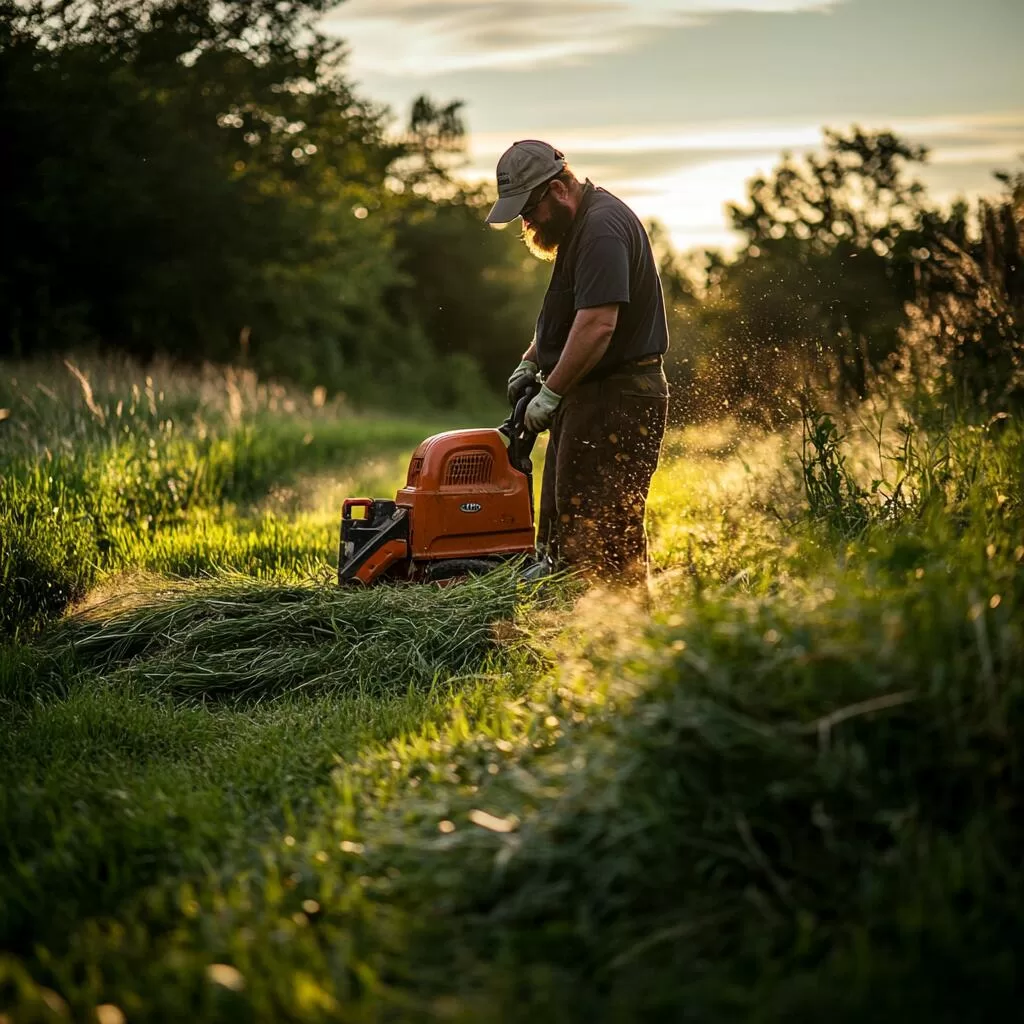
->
[534, 181, 669, 378]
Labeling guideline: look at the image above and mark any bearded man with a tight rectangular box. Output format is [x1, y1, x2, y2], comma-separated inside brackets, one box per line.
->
[486, 139, 670, 587]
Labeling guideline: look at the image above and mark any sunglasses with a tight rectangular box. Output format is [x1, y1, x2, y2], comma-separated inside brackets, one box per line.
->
[520, 178, 555, 220]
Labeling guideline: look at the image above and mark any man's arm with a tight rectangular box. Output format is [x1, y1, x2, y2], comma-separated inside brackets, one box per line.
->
[544, 304, 619, 396]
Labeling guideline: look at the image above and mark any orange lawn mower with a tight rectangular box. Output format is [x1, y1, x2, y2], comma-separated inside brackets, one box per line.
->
[337, 385, 551, 585]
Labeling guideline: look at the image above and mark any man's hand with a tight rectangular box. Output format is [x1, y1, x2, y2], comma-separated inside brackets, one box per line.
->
[524, 384, 562, 433]
[507, 359, 539, 407]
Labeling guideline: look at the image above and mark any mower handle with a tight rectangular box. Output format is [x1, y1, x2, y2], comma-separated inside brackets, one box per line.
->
[499, 381, 541, 474]
[342, 498, 374, 520]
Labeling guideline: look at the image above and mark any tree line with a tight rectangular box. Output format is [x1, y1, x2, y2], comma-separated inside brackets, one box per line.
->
[658, 129, 1023, 422]
[3, 1, 1021, 417]
[1, 0, 547, 406]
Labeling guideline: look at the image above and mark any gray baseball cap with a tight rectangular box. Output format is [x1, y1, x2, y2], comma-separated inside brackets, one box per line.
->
[485, 140, 566, 224]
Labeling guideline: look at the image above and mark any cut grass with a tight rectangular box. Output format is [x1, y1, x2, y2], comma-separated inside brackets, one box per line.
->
[43, 567, 537, 700]
[0, 567, 551, 968]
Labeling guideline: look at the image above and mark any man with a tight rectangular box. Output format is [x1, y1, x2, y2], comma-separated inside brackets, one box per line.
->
[486, 139, 670, 587]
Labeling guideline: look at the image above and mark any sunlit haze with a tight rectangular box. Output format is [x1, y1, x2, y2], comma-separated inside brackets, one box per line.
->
[322, 0, 1024, 253]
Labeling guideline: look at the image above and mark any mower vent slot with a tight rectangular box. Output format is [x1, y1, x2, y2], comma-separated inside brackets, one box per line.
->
[407, 457, 424, 486]
[444, 451, 493, 486]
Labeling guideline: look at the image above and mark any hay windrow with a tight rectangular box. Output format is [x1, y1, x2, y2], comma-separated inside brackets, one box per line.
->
[41, 568, 538, 699]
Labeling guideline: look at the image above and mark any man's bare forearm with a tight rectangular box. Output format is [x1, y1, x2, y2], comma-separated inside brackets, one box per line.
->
[544, 305, 618, 396]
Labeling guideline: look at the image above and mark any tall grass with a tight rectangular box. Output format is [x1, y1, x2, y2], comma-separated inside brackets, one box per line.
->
[1, 354, 1022, 1022]
[1, 358, 456, 637]
[800, 402, 1022, 541]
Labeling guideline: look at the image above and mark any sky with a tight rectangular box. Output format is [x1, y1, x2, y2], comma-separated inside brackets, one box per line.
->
[320, 0, 1024, 253]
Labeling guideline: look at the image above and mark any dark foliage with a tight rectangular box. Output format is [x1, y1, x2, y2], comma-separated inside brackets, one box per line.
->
[0, 1, 545, 398]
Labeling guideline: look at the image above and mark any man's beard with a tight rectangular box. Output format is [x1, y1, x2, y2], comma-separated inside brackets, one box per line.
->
[520, 202, 575, 261]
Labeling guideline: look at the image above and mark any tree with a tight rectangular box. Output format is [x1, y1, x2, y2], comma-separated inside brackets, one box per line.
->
[382, 99, 549, 391]
[1, 1, 406, 379]
[394, 95, 469, 189]
[721, 127, 937, 402]
[666, 127, 951, 421]
[0, 1, 550, 408]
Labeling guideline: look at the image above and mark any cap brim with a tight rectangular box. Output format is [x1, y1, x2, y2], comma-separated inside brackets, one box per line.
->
[485, 191, 531, 224]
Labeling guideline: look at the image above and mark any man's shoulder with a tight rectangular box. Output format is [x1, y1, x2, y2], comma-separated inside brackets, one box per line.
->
[588, 186, 633, 217]
[581, 187, 641, 237]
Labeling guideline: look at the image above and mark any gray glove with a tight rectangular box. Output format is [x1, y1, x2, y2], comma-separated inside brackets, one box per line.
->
[524, 384, 562, 433]
[507, 358, 539, 407]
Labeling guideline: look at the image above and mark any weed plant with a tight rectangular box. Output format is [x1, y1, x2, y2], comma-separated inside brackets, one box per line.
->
[800, 400, 1021, 539]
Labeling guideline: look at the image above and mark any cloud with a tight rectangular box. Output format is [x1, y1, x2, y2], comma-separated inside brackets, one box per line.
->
[468, 121, 826, 159]
[321, 0, 846, 76]
[458, 111, 1024, 254]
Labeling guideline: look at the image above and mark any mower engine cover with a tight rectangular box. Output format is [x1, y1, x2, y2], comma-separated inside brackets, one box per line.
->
[338, 427, 536, 585]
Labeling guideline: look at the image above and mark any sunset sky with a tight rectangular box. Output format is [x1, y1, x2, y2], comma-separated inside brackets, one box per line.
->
[321, 0, 1024, 253]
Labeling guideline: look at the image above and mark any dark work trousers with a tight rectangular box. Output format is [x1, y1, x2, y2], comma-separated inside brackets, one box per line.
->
[537, 364, 669, 585]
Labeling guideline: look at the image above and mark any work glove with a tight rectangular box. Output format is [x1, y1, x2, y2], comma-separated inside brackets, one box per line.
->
[507, 358, 539, 407]
[524, 383, 562, 433]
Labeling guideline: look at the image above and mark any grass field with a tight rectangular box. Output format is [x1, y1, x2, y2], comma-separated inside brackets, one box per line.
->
[1, 359, 1022, 1022]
